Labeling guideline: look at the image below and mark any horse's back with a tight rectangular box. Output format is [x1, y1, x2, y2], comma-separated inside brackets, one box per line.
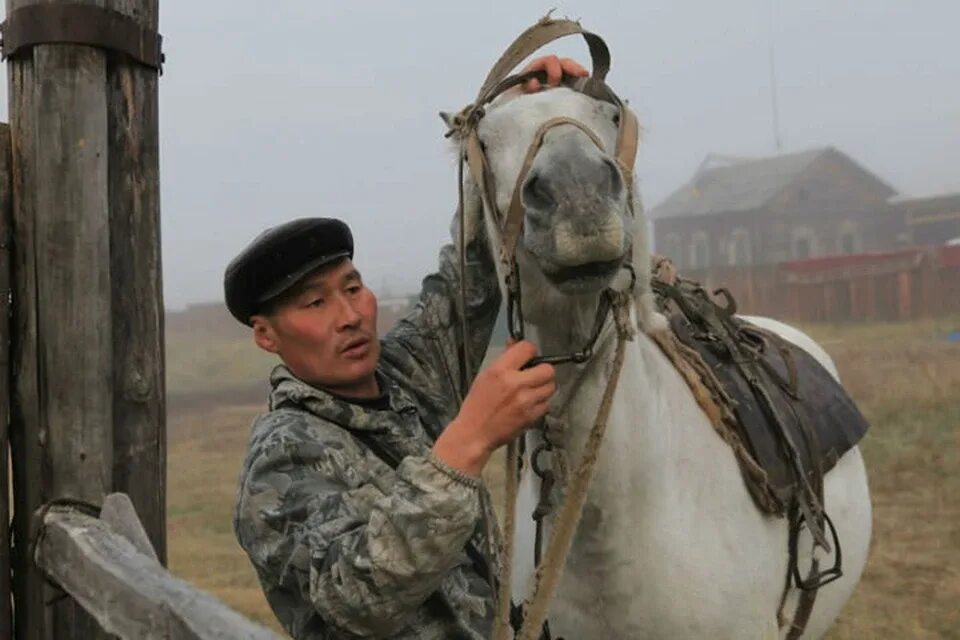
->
[738, 315, 840, 381]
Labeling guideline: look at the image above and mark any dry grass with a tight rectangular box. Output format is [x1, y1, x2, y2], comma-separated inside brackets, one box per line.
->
[167, 403, 284, 633]
[166, 315, 960, 638]
[802, 317, 960, 640]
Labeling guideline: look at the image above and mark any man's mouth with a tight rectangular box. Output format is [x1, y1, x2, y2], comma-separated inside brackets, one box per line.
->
[340, 336, 371, 359]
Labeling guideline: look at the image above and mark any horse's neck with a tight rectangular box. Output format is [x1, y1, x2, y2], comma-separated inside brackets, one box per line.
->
[530, 296, 666, 470]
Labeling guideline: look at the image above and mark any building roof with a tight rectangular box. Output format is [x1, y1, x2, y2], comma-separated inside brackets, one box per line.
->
[649, 147, 891, 221]
[779, 248, 923, 272]
[890, 192, 960, 214]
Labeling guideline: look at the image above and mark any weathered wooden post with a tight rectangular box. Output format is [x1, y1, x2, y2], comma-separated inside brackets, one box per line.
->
[2, 1, 164, 638]
[1, 122, 14, 640]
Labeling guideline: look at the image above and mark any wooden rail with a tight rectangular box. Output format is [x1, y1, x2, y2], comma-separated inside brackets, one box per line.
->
[33, 494, 283, 640]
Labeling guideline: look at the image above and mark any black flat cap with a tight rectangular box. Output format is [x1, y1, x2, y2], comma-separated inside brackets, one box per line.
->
[224, 217, 354, 325]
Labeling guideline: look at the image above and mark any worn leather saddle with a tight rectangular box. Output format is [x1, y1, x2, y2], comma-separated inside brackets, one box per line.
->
[649, 257, 869, 590]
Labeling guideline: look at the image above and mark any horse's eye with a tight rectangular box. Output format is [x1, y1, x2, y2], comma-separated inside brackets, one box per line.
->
[479, 139, 488, 153]
[612, 112, 621, 126]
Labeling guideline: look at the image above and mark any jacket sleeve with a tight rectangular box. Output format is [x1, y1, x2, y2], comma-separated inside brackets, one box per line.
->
[382, 210, 503, 401]
[234, 414, 482, 637]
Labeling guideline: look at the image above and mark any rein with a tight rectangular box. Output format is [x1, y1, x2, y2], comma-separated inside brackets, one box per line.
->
[444, 15, 641, 640]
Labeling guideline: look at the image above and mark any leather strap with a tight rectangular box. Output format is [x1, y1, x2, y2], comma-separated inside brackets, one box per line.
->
[1, 4, 163, 71]
[615, 106, 640, 186]
[498, 116, 607, 270]
[474, 16, 610, 106]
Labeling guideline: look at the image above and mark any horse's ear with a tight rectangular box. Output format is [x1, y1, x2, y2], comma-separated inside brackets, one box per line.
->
[439, 111, 458, 134]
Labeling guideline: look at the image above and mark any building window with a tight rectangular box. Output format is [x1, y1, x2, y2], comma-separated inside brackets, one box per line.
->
[838, 221, 860, 254]
[840, 234, 855, 254]
[791, 227, 817, 260]
[728, 228, 752, 266]
[690, 231, 710, 269]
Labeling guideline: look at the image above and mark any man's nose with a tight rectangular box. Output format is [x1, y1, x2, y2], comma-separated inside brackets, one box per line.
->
[335, 296, 362, 330]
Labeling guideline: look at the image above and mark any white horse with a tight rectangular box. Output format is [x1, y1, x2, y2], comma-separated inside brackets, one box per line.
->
[442, 87, 872, 638]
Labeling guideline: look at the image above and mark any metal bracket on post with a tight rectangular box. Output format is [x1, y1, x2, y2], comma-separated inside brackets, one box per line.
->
[0, 4, 164, 72]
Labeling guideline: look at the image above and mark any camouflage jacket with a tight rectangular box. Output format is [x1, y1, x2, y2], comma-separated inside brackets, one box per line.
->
[234, 223, 504, 639]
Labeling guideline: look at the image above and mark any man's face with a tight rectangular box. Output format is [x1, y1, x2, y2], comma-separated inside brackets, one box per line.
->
[251, 258, 381, 396]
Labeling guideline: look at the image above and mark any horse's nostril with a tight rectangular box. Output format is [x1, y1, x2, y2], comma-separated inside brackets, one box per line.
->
[522, 170, 555, 213]
[604, 157, 624, 197]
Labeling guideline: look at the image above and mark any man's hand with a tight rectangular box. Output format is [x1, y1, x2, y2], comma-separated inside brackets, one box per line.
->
[433, 341, 557, 476]
[520, 55, 589, 93]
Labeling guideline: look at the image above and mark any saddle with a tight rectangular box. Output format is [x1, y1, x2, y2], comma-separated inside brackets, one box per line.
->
[648, 256, 869, 592]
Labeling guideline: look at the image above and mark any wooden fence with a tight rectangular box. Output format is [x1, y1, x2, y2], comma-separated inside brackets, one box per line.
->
[684, 246, 960, 323]
[0, 1, 291, 637]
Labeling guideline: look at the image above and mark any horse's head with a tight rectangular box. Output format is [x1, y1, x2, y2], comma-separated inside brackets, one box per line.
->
[495, 88, 634, 294]
[447, 87, 634, 299]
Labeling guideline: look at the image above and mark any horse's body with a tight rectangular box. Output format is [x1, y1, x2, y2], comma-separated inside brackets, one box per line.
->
[512, 310, 871, 638]
[445, 86, 872, 638]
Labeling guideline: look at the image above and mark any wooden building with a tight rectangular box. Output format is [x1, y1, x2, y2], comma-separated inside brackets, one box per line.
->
[893, 192, 960, 247]
[651, 147, 905, 270]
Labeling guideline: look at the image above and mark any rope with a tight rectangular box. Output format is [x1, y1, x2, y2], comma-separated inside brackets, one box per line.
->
[514, 297, 632, 640]
[456, 155, 473, 397]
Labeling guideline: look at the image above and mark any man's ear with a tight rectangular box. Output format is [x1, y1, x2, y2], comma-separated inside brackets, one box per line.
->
[251, 316, 280, 354]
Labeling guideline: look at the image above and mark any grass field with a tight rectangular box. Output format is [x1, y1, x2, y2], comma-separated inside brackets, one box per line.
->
[166, 313, 960, 638]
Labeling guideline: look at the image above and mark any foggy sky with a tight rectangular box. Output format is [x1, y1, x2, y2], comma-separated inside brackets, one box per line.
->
[2, 1, 957, 308]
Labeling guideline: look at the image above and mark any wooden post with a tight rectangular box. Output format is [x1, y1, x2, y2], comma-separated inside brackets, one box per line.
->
[107, 0, 166, 566]
[6, 1, 164, 638]
[0, 123, 13, 640]
[897, 272, 911, 321]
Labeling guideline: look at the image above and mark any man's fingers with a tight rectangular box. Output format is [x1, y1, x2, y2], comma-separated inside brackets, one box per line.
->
[498, 340, 539, 370]
[560, 57, 589, 78]
[529, 380, 557, 403]
[544, 56, 563, 86]
[517, 362, 555, 387]
[518, 55, 588, 94]
[528, 400, 550, 421]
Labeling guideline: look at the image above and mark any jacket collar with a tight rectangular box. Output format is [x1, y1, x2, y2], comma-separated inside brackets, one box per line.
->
[268, 364, 418, 432]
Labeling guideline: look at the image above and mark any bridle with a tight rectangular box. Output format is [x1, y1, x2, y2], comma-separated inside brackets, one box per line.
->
[443, 15, 641, 640]
[445, 15, 640, 374]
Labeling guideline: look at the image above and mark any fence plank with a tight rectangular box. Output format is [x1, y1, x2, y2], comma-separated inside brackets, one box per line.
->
[100, 493, 158, 562]
[35, 504, 282, 640]
[0, 123, 13, 640]
[32, 34, 116, 640]
[8, 34, 50, 640]
[106, 0, 166, 566]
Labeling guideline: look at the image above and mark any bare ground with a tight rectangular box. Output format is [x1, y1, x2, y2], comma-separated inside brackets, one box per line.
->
[167, 316, 960, 638]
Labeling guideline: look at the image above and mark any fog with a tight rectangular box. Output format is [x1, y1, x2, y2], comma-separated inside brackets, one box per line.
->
[3, 1, 957, 308]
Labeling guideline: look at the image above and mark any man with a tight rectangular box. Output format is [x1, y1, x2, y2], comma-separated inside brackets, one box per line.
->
[229, 56, 587, 639]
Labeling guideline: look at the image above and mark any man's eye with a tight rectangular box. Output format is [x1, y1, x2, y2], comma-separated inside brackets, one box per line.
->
[347, 285, 362, 295]
[308, 297, 325, 307]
